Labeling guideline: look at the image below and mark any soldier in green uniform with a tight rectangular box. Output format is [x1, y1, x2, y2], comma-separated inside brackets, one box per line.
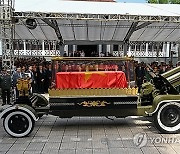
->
[0, 68, 12, 105]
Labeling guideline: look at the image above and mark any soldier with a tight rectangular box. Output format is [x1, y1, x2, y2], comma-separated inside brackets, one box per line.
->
[0, 68, 12, 105]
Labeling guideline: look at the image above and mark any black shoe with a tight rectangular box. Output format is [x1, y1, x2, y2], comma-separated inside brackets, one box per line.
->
[2, 104, 5, 106]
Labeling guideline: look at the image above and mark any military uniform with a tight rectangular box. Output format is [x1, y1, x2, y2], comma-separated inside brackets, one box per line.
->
[0, 72, 12, 105]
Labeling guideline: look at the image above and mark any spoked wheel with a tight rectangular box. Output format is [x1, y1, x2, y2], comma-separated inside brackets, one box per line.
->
[3, 110, 35, 137]
[153, 102, 180, 134]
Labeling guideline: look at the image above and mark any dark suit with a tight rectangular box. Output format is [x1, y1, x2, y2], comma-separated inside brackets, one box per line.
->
[26, 70, 35, 93]
[21, 72, 26, 79]
[32, 70, 38, 93]
[12, 72, 22, 87]
[135, 66, 145, 92]
[44, 69, 52, 93]
[37, 70, 46, 93]
[0, 73, 12, 105]
[12, 72, 22, 98]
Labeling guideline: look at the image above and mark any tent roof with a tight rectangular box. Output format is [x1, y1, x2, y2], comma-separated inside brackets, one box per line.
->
[14, 1, 180, 43]
[15, 1, 180, 16]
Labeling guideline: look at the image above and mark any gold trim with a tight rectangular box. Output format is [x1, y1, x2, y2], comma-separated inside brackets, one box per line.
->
[51, 56, 134, 61]
[49, 88, 138, 97]
[78, 101, 110, 107]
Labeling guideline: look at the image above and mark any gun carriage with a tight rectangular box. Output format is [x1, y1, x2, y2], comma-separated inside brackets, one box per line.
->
[0, 57, 180, 137]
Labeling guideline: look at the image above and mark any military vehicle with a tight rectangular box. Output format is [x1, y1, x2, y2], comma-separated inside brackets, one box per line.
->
[0, 57, 179, 137]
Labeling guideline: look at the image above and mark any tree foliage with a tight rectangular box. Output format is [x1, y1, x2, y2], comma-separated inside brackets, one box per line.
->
[147, 0, 180, 3]
[147, 0, 158, 3]
[159, 0, 169, 3]
[170, 0, 180, 4]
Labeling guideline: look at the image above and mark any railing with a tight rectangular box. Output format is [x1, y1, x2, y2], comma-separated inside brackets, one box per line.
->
[113, 50, 178, 58]
[14, 50, 61, 57]
[13, 50, 178, 58]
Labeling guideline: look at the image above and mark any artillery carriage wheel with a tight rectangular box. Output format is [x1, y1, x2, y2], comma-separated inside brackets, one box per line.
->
[3, 110, 35, 137]
[153, 102, 180, 134]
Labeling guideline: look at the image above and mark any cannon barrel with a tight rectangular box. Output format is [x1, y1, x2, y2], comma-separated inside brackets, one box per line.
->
[161, 66, 180, 78]
[161, 66, 180, 88]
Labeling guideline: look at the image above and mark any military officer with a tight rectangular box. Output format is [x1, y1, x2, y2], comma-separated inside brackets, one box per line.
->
[0, 68, 12, 105]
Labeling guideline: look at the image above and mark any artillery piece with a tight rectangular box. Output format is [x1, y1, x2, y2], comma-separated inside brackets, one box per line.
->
[0, 57, 179, 137]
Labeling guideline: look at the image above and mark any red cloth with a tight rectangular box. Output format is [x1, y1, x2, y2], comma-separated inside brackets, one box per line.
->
[56, 71, 128, 89]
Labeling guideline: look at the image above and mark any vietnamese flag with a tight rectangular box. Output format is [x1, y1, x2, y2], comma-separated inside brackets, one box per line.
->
[56, 71, 128, 89]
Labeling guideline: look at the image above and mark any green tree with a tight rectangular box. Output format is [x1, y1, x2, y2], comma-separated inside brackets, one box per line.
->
[159, 0, 169, 3]
[147, 0, 180, 3]
[170, 0, 180, 4]
[147, 0, 158, 3]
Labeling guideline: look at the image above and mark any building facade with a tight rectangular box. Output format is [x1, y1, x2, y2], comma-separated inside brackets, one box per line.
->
[0, 40, 178, 64]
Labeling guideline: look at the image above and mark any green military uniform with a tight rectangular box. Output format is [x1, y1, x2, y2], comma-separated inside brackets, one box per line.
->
[0, 72, 12, 105]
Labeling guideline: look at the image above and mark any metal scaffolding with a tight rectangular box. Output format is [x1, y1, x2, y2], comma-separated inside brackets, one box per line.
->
[0, 1, 179, 62]
[13, 12, 180, 23]
[0, 0, 14, 69]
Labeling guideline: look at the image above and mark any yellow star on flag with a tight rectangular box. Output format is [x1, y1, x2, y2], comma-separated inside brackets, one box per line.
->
[84, 72, 106, 82]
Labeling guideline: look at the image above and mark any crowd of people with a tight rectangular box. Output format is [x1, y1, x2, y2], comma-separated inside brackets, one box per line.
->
[0, 57, 52, 105]
[13, 57, 52, 94]
[134, 61, 180, 91]
[12, 57, 180, 93]
[0, 55, 179, 105]
[63, 50, 113, 57]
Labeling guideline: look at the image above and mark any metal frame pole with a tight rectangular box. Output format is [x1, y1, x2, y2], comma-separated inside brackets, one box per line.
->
[0, 0, 14, 70]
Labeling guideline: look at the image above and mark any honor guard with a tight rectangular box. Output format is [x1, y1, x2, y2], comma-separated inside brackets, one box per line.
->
[0, 68, 12, 105]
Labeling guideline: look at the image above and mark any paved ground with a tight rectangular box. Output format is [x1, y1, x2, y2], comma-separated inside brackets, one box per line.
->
[0, 114, 179, 154]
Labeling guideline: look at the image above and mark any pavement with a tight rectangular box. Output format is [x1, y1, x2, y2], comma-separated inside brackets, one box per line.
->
[0, 94, 179, 154]
[0, 114, 180, 154]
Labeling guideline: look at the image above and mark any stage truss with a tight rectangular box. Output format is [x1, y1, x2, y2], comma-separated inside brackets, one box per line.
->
[13, 12, 180, 23]
[0, 0, 14, 69]
[0, 1, 180, 63]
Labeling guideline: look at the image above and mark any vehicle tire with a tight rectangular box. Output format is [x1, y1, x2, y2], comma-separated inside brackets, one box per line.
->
[153, 102, 180, 134]
[3, 110, 35, 137]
